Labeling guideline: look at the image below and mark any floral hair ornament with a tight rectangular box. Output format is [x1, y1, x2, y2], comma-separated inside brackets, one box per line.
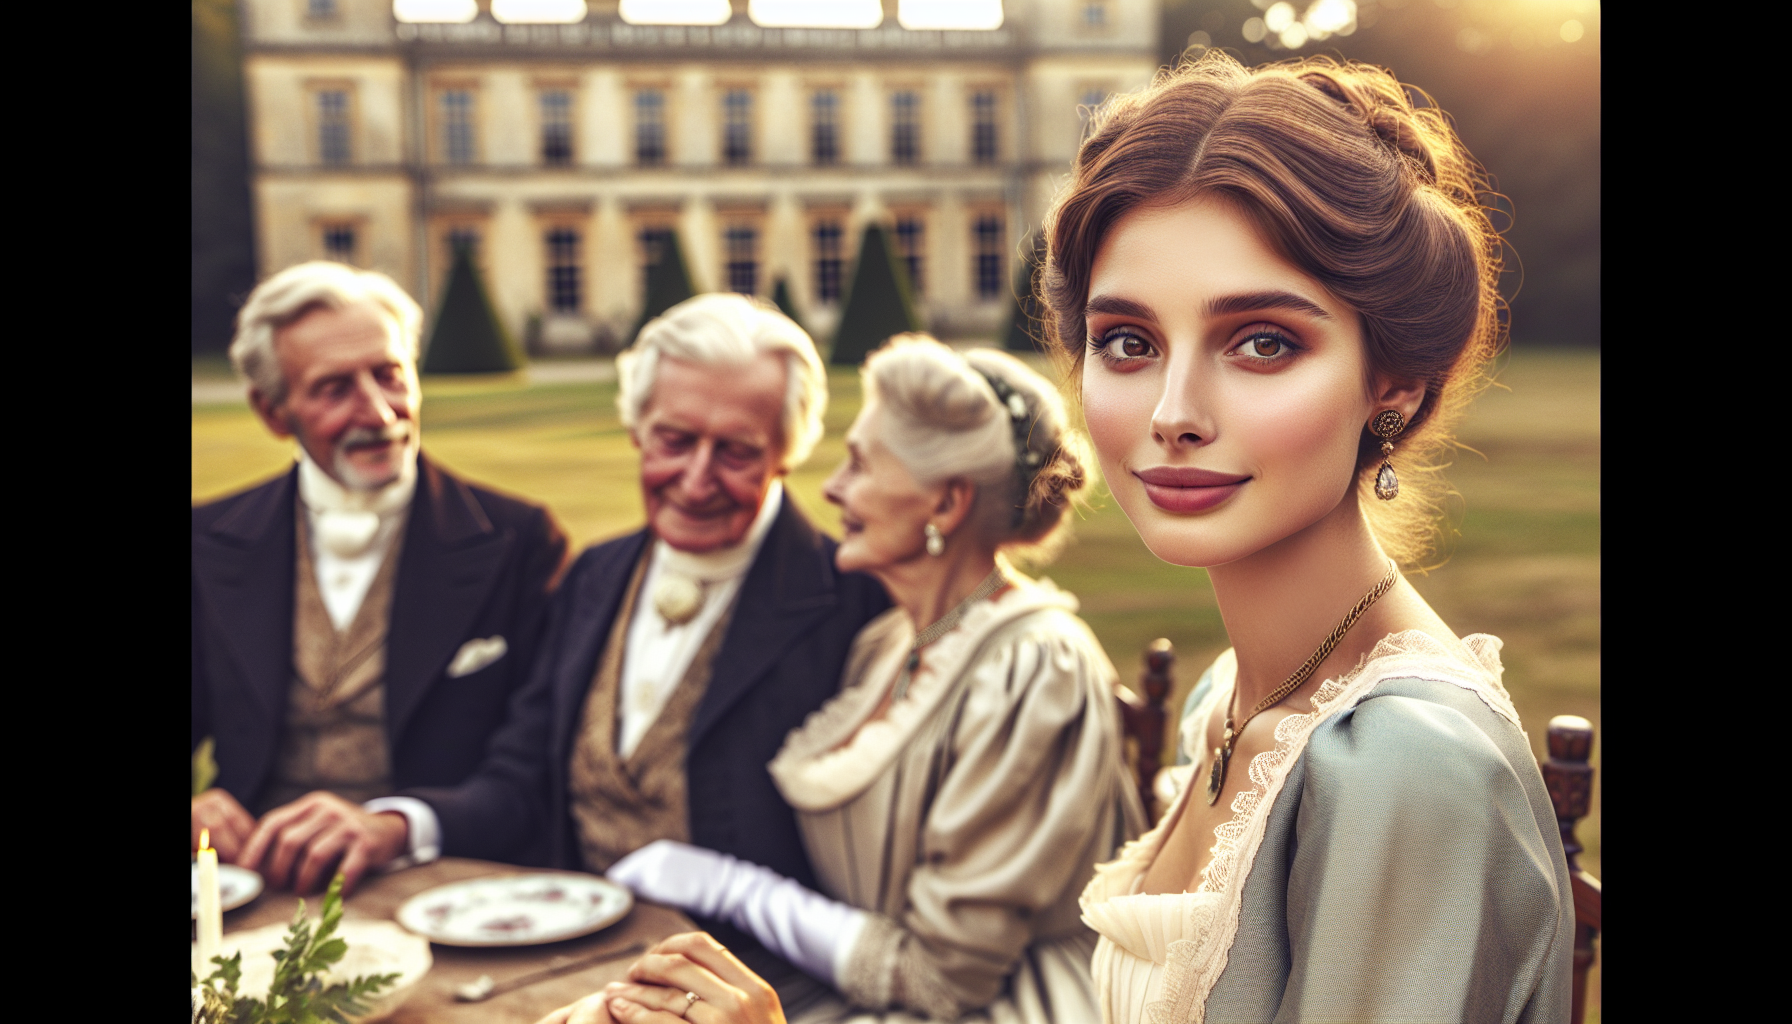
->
[974, 368, 1044, 526]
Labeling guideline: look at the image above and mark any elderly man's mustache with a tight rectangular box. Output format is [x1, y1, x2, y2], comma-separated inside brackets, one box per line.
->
[338, 424, 412, 450]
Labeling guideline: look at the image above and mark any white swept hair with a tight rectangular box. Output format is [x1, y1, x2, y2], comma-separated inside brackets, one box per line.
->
[617, 293, 829, 470]
[229, 261, 423, 407]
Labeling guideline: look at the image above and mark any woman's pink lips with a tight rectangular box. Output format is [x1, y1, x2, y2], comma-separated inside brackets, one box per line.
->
[1133, 466, 1250, 513]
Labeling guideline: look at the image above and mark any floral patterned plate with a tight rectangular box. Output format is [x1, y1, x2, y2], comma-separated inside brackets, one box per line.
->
[192, 862, 265, 918]
[394, 872, 633, 947]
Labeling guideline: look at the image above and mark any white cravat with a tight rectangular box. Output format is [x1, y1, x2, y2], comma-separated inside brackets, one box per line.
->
[617, 482, 783, 760]
[296, 454, 416, 632]
[295, 452, 439, 869]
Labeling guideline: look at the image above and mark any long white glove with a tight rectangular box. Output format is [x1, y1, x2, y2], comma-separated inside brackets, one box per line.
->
[607, 839, 869, 986]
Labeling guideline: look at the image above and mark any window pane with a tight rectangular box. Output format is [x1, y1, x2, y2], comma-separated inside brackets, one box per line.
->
[813, 220, 843, 303]
[723, 89, 753, 166]
[891, 90, 919, 165]
[894, 216, 925, 298]
[811, 90, 838, 166]
[635, 89, 665, 165]
[971, 90, 998, 164]
[725, 225, 758, 295]
[308, 0, 338, 18]
[323, 224, 357, 264]
[540, 90, 573, 166]
[318, 90, 350, 165]
[547, 227, 582, 312]
[442, 90, 474, 164]
[973, 214, 1003, 300]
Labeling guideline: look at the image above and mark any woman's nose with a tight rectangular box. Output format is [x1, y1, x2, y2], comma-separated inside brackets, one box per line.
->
[1150, 352, 1211, 449]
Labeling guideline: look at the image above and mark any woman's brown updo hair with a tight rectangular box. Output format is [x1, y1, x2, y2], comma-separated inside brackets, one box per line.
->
[1041, 51, 1506, 567]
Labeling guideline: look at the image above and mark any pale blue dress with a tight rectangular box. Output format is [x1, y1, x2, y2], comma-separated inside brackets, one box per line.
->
[1080, 631, 1574, 1023]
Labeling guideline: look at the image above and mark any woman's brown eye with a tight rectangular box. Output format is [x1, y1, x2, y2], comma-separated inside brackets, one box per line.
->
[1251, 337, 1282, 357]
[1123, 336, 1151, 357]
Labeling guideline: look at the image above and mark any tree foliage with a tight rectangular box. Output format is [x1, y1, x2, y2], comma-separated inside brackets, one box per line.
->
[830, 223, 921, 366]
[192, 0, 257, 353]
[629, 230, 697, 344]
[421, 242, 523, 374]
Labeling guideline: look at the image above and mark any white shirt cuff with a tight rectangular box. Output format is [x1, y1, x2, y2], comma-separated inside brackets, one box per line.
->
[363, 796, 442, 872]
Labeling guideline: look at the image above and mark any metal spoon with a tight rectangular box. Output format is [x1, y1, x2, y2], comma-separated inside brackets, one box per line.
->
[454, 941, 648, 1002]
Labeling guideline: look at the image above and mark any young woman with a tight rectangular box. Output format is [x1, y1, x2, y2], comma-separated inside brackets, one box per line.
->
[541, 336, 1143, 1024]
[1057, 55, 1574, 1021]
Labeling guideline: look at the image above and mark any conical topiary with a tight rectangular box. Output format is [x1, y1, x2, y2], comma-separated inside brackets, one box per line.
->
[629, 229, 696, 344]
[830, 223, 922, 366]
[1001, 231, 1050, 354]
[421, 241, 523, 373]
[770, 275, 807, 336]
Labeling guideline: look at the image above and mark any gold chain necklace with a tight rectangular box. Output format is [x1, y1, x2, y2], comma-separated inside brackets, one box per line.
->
[892, 567, 1008, 702]
[1204, 560, 1400, 806]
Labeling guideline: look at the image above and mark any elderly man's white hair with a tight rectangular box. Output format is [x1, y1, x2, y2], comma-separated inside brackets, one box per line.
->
[617, 293, 828, 470]
[229, 261, 424, 408]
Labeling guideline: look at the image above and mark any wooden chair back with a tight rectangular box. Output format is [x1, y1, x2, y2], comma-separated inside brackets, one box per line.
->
[1115, 638, 1173, 822]
[1541, 715, 1601, 1024]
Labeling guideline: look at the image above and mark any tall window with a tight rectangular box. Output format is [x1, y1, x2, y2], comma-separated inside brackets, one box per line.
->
[970, 90, 998, 164]
[890, 90, 920, 165]
[638, 224, 674, 273]
[441, 89, 475, 165]
[724, 224, 758, 295]
[973, 214, 1004, 300]
[635, 89, 666, 166]
[894, 216, 925, 298]
[722, 89, 753, 166]
[322, 223, 357, 264]
[546, 227, 582, 313]
[445, 225, 480, 266]
[540, 89, 573, 166]
[317, 89, 351, 165]
[810, 90, 839, 166]
[812, 220, 844, 303]
[307, 0, 338, 19]
[1083, 1, 1109, 28]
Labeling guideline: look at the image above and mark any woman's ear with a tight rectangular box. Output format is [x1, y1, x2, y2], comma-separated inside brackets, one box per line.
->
[1371, 375, 1426, 426]
[933, 478, 978, 537]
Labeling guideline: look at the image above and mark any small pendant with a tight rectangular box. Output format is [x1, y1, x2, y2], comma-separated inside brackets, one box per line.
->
[1375, 461, 1399, 501]
[1205, 744, 1229, 805]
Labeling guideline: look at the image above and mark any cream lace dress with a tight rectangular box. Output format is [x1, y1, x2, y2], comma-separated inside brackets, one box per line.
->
[1080, 631, 1575, 1024]
[769, 578, 1145, 1024]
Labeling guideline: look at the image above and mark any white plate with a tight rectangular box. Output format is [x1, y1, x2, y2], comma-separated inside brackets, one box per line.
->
[193, 919, 431, 1023]
[395, 872, 633, 947]
[192, 862, 265, 919]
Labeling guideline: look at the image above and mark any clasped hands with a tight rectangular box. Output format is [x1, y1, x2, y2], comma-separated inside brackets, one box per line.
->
[191, 788, 407, 895]
[534, 932, 785, 1024]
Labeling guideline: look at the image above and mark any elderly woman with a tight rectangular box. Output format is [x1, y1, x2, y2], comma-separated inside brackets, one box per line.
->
[548, 335, 1145, 1024]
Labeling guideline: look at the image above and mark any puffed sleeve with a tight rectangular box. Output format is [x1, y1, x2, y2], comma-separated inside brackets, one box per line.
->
[839, 614, 1130, 1018]
[1277, 693, 1568, 1023]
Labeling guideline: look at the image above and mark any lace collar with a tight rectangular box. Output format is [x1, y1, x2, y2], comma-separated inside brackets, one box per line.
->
[768, 577, 1080, 813]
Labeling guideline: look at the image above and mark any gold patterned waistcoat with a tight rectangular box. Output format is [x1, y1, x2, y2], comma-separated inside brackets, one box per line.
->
[259, 514, 404, 814]
[568, 551, 737, 873]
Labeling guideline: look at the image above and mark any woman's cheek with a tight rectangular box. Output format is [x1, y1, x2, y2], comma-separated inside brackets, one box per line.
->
[1080, 373, 1150, 467]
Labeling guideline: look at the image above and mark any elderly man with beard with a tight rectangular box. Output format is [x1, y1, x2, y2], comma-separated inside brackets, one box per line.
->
[419, 293, 889, 1009]
[191, 261, 568, 894]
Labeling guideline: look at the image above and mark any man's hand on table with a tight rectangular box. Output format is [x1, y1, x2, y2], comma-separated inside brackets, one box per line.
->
[192, 788, 257, 861]
[235, 791, 409, 895]
[533, 933, 786, 1024]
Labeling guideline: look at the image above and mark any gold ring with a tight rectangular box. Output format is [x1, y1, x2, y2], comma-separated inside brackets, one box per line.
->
[681, 991, 702, 1017]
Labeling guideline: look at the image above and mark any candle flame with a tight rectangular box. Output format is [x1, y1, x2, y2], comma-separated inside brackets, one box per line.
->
[200, 828, 211, 852]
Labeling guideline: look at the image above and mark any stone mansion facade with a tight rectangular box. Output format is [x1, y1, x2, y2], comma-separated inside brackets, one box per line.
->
[242, 0, 1159, 351]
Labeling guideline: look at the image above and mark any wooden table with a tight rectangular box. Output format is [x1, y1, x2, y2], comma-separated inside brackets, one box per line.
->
[221, 857, 696, 1024]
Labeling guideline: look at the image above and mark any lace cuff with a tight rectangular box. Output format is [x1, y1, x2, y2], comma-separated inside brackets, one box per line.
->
[836, 912, 902, 1009]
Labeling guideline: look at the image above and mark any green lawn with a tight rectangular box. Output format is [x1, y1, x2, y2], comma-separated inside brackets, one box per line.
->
[193, 348, 1600, 879]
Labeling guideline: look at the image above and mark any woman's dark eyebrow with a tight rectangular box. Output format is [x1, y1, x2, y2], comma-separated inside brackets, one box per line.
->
[1084, 295, 1158, 321]
[1207, 290, 1334, 320]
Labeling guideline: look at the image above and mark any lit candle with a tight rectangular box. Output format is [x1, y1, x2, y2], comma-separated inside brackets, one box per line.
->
[196, 829, 222, 973]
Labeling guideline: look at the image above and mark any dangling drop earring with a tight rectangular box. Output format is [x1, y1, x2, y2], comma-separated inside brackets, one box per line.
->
[924, 522, 945, 556]
[1370, 410, 1406, 501]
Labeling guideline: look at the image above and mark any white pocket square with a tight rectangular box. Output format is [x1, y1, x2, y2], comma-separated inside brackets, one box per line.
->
[446, 636, 507, 678]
